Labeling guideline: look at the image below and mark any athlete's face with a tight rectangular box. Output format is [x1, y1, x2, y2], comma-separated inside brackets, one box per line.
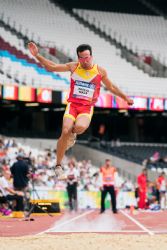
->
[78, 50, 93, 69]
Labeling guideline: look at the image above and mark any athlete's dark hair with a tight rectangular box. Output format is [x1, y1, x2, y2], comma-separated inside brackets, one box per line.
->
[76, 44, 92, 56]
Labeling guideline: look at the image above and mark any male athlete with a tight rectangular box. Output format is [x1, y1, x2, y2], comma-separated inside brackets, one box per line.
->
[28, 42, 133, 177]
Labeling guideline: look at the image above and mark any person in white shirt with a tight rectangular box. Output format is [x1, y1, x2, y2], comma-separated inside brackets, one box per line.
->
[156, 172, 167, 210]
[0, 170, 24, 211]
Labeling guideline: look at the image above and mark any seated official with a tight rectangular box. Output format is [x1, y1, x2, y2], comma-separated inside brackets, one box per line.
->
[0, 170, 24, 212]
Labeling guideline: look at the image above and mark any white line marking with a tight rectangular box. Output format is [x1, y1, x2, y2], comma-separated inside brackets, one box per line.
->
[49, 210, 94, 232]
[120, 210, 154, 236]
[36, 210, 95, 235]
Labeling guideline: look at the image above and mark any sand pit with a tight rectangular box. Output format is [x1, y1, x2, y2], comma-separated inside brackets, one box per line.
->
[1, 234, 167, 250]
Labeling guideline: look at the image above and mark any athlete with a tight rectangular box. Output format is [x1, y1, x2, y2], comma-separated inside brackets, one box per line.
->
[28, 42, 134, 177]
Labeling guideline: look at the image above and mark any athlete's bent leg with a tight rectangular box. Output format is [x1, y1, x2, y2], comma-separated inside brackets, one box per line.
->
[73, 115, 91, 135]
[56, 117, 75, 166]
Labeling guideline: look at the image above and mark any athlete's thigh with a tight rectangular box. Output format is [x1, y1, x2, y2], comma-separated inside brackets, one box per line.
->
[62, 116, 75, 131]
[75, 105, 94, 129]
[75, 115, 91, 130]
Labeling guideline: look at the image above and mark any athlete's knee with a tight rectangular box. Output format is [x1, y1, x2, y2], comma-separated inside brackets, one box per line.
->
[61, 127, 72, 137]
[73, 124, 87, 134]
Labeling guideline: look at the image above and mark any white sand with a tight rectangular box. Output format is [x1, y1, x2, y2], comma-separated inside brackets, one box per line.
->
[1, 234, 167, 250]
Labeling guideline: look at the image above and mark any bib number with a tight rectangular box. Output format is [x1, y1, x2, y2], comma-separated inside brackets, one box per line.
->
[105, 177, 112, 181]
[73, 80, 95, 100]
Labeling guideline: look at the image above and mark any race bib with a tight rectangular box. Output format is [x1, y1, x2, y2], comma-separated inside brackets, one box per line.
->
[105, 177, 112, 181]
[73, 80, 95, 100]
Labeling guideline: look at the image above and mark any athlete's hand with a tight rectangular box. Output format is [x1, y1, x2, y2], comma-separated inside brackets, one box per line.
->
[28, 42, 39, 57]
[125, 97, 134, 106]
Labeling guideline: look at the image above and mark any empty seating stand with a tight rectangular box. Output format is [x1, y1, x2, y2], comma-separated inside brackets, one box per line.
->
[0, 0, 167, 97]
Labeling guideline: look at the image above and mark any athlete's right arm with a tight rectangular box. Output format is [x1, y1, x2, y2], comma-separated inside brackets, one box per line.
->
[28, 42, 74, 72]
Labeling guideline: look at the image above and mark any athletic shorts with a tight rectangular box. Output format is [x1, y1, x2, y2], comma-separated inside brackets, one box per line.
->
[64, 102, 94, 121]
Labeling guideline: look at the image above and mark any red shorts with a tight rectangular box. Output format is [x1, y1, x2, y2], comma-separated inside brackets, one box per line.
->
[64, 102, 94, 121]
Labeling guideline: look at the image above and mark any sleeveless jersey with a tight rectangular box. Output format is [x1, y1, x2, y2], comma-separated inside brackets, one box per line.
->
[67, 63, 102, 106]
[100, 166, 116, 186]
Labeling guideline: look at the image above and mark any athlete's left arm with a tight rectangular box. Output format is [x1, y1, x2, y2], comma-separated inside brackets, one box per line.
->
[100, 67, 134, 105]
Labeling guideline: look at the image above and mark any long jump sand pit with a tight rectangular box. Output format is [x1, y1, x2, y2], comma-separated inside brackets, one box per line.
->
[1, 234, 167, 250]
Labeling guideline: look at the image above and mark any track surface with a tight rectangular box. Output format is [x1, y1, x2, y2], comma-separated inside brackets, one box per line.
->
[1, 209, 167, 237]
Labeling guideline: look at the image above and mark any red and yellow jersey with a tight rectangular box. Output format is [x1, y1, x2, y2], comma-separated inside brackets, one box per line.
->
[67, 63, 102, 106]
[100, 166, 116, 186]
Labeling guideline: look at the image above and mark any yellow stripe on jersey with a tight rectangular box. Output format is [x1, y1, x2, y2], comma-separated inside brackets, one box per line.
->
[72, 64, 99, 81]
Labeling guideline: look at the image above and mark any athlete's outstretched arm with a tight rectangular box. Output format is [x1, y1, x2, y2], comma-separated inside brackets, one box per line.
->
[28, 42, 73, 72]
[100, 67, 134, 105]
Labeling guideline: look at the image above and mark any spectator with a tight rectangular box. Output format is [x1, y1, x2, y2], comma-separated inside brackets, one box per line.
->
[98, 124, 106, 141]
[156, 172, 166, 210]
[147, 181, 158, 207]
[150, 151, 160, 163]
[162, 155, 167, 163]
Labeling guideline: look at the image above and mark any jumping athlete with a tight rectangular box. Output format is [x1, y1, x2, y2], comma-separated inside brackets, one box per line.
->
[28, 42, 134, 177]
